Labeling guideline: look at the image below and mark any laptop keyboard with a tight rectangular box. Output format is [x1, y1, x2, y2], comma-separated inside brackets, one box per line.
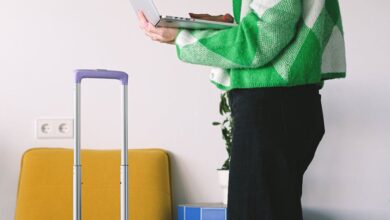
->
[166, 16, 195, 22]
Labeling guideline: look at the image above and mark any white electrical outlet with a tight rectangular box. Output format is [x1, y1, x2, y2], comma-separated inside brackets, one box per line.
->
[36, 118, 74, 139]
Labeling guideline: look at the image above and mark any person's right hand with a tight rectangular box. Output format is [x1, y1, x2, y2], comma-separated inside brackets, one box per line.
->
[138, 11, 178, 44]
[189, 13, 235, 23]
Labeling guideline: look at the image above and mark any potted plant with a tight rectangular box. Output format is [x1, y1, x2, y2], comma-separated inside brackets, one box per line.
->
[212, 92, 233, 204]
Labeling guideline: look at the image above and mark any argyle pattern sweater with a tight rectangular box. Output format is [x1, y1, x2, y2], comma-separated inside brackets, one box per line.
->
[175, 0, 346, 91]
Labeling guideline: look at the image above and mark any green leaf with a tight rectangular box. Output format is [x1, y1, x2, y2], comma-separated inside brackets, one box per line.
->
[222, 119, 229, 125]
[221, 159, 230, 170]
[216, 92, 234, 170]
[222, 103, 230, 114]
[219, 96, 226, 115]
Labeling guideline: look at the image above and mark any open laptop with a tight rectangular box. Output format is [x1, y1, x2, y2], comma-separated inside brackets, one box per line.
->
[129, 0, 237, 30]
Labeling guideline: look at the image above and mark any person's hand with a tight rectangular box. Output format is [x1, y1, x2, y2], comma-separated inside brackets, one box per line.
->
[189, 13, 234, 23]
[137, 11, 179, 45]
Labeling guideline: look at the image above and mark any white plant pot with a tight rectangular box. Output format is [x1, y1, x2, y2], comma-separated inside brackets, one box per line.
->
[217, 170, 229, 205]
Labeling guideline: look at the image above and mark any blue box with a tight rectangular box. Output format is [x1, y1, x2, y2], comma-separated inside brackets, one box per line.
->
[178, 203, 227, 220]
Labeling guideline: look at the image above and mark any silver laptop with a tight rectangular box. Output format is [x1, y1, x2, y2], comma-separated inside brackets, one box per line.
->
[129, 0, 237, 30]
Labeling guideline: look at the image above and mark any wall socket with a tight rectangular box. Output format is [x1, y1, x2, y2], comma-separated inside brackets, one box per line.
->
[36, 118, 74, 139]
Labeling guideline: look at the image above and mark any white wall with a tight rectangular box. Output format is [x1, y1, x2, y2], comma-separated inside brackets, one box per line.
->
[0, 0, 389, 219]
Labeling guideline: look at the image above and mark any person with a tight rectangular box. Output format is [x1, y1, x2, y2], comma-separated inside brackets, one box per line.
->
[138, 0, 346, 219]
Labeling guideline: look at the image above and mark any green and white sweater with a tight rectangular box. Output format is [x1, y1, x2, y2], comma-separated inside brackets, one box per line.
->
[175, 0, 346, 91]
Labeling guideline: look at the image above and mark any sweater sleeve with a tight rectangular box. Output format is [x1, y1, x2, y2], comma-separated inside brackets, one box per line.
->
[175, 0, 301, 69]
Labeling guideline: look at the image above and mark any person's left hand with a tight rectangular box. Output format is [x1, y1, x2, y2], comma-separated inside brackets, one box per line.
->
[137, 11, 179, 45]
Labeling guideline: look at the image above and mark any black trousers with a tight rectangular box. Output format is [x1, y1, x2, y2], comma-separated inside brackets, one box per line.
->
[226, 84, 325, 220]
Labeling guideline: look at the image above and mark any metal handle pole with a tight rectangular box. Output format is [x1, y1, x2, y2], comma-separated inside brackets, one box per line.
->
[73, 83, 82, 220]
[121, 85, 129, 220]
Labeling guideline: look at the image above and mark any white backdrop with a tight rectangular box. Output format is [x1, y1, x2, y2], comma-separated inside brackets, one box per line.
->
[1, 0, 389, 219]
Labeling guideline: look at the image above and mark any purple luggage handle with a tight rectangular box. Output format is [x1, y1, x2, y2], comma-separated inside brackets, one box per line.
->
[75, 69, 128, 85]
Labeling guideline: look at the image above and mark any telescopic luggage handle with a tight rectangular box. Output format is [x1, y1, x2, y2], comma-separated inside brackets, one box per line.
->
[73, 69, 129, 220]
[75, 69, 129, 85]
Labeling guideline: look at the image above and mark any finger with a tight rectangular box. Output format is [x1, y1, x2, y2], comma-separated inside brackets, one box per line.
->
[189, 13, 211, 19]
[138, 18, 147, 30]
[146, 22, 163, 35]
[209, 14, 234, 23]
[138, 22, 145, 29]
[144, 31, 164, 42]
[137, 11, 148, 27]
[138, 11, 148, 22]
[223, 14, 235, 23]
